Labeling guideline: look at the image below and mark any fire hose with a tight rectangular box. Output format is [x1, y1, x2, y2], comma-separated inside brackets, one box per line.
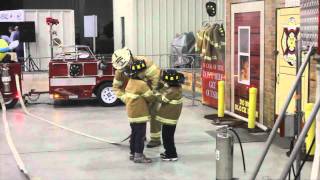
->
[14, 74, 130, 145]
[0, 93, 31, 180]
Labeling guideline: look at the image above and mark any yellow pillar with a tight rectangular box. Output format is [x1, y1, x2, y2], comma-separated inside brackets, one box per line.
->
[248, 87, 257, 129]
[305, 103, 316, 155]
[218, 81, 225, 118]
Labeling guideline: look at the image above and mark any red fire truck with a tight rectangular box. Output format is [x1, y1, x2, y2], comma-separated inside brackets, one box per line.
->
[0, 60, 22, 109]
[49, 45, 119, 106]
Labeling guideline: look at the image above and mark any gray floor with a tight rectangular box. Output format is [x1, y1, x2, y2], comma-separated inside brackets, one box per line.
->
[0, 98, 313, 180]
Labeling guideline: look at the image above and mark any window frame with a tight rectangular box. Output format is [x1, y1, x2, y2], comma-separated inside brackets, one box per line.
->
[238, 26, 251, 85]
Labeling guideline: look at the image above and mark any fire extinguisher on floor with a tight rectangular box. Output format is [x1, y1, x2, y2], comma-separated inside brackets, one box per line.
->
[215, 126, 246, 180]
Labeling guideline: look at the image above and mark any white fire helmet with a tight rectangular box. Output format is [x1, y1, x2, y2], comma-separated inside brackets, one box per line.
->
[112, 47, 132, 70]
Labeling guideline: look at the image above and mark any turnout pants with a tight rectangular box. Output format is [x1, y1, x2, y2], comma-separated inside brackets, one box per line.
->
[149, 102, 161, 141]
[130, 123, 147, 154]
[162, 124, 177, 157]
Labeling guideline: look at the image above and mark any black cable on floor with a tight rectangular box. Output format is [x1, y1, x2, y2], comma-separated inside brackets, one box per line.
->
[294, 137, 316, 180]
[228, 128, 246, 173]
[289, 137, 296, 179]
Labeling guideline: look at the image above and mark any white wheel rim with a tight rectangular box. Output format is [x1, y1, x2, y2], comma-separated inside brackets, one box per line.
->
[101, 87, 117, 104]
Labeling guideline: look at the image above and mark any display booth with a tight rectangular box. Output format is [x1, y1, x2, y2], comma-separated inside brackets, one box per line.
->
[0, 9, 75, 70]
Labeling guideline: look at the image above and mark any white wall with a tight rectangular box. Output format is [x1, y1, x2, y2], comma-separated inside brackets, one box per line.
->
[113, 0, 137, 53]
[113, 0, 225, 66]
[24, 9, 75, 70]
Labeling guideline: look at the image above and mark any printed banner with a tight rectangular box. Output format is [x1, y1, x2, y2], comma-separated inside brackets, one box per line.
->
[0, 10, 25, 22]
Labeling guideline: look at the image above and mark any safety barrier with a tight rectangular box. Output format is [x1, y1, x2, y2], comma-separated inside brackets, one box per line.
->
[248, 87, 257, 129]
[135, 53, 202, 106]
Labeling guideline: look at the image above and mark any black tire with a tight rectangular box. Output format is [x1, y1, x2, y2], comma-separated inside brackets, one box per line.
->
[4, 98, 18, 109]
[96, 82, 120, 107]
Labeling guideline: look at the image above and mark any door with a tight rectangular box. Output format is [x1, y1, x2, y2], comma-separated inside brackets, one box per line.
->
[276, 8, 309, 115]
[231, 1, 265, 124]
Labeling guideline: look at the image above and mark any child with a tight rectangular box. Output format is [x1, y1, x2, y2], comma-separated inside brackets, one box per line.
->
[124, 78, 155, 163]
[156, 69, 184, 161]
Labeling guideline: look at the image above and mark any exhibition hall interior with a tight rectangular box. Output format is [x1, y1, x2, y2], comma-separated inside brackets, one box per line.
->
[0, 0, 320, 179]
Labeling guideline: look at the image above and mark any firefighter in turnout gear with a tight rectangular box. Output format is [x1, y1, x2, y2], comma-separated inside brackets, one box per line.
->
[156, 69, 184, 161]
[112, 48, 161, 162]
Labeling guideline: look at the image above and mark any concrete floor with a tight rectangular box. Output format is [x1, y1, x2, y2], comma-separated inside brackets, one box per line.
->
[0, 97, 313, 180]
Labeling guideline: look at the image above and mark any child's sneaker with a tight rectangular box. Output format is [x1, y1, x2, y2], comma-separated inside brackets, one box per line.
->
[133, 153, 152, 163]
[161, 154, 178, 162]
[160, 152, 166, 158]
[129, 153, 134, 161]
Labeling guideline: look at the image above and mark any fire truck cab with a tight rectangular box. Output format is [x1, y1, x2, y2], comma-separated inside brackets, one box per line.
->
[49, 45, 119, 106]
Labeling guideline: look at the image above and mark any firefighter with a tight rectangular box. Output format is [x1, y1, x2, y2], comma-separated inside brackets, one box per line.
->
[156, 69, 184, 161]
[112, 48, 161, 160]
[123, 77, 154, 163]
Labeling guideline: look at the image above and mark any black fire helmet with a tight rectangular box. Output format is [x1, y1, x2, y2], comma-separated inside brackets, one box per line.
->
[162, 69, 185, 86]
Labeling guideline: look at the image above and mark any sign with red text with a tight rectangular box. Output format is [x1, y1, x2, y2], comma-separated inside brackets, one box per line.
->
[201, 60, 225, 108]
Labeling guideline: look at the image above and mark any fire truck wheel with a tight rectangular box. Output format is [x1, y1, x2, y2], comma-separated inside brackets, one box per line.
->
[3, 98, 18, 109]
[97, 83, 119, 107]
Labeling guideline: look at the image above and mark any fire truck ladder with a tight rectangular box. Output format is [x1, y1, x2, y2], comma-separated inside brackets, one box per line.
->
[250, 45, 319, 179]
[14, 74, 130, 145]
[0, 93, 31, 180]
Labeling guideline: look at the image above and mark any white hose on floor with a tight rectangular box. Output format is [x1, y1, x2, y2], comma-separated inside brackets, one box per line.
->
[0, 93, 30, 179]
[15, 74, 123, 145]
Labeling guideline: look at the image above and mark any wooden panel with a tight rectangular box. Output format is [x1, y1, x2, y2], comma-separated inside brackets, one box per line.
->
[234, 11, 261, 120]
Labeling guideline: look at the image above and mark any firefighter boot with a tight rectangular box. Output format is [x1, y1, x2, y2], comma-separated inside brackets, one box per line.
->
[133, 153, 152, 163]
[146, 140, 161, 148]
[147, 114, 162, 148]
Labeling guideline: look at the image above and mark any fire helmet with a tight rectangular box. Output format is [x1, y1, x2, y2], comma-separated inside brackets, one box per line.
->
[162, 69, 185, 86]
[112, 47, 132, 70]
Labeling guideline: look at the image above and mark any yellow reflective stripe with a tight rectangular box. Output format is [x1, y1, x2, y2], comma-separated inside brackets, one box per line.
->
[113, 79, 123, 87]
[119, 94, 126, 102]
[128, 116, 150, 123]
[150, 132, 161, 138]
[161, 96, 170, 103]
[145, 64, 158, 77]
[142, 90, 153, 98]
[125, 92, 140, 99]
[156, 116, 177, 125]
[204, 56, 212, 61]
[162, 96, 183, 105]
[212, 56, 218, 60]
[197, 34, 203, 40]
[116, 91, 125, 97]
[169, 99, 183, 105]
[202, 49, 206, 53]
